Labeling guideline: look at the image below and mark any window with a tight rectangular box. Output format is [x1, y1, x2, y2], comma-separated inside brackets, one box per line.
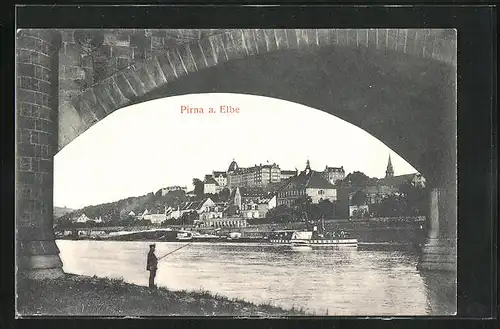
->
[318, 190, 325, 195]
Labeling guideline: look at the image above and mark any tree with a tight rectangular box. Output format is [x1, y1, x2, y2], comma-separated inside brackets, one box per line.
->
[351, 190, 368, 206]
[177, 211, 199, 226]
[192, 178, 204, 197]
[399, 181, 428, 216]
[344, 171, 371, 187]
[218, 188, 230, 202]
[294, 196, 312, 218]
[375, 194, 407, 217]
[266, 205, 300, 223]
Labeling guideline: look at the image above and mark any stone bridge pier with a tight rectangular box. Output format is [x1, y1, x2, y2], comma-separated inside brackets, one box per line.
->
[16, 29, 64, 278]
[418, 184, 457, 271]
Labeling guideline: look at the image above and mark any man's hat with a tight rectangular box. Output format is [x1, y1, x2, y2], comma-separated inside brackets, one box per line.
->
[149, 244, 156, 248]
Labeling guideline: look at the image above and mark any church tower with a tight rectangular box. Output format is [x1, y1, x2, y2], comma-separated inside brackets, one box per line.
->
[305, 160, 312, 175]
[385, 154, 394, 178]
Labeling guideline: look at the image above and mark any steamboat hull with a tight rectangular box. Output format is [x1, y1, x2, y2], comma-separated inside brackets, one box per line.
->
[269, 238, 358, 248]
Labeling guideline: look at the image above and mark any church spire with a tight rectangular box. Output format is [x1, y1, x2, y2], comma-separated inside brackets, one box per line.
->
[305, 159, 311, 175]
[385, 154, 394, 178]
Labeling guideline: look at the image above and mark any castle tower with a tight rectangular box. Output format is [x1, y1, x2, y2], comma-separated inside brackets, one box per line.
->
[385, 154, 394, 178]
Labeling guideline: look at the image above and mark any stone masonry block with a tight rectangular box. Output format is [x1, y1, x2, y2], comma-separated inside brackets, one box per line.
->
[367, 29, 377, 49]
[114, 72, 138, 100]
[144, 58, 167, 86]
[17, 171, 35, 186]
[34, 119, 50, 133]
[405, 30, 418, 56]
[306, 29, 317, 46]
[17, 63, 35, 77]
[395, 29, 407, 53]
[18, 240, 60, 256]
[130, 32, 149, 48]
[103, 77, 128, 106]
[347, 29, 358, 47]
[223, 30, 248, 60]
[294, 29, 307, 48]
[164, 51, 183, 77]
[387, 29, 398, 51]
[274, 29, 289, 50]
[329, 29, 340, 45]
[378, 29, 388, 50]
[38, 159, 52, 173]
[59, 52, 81, 67]
[17, 226, 56, 243]
[58, 78, 82, 92]
[17, 36, 51, 55]
[210, 34, 229, 64]
[189, 41, 208, 70]
[132, 63, 157, 91]
[18, 103, 32, 117]
[337, 29, 349, 47]
[115, 57, 131, 69]
[31, 104, 51, 120]
[34, 65, 51, 81]
[151, 36, 165, 51]
[221, 31, 247, 61]
[111, 45, 133, 59]
[63, 66, 85, 81]
[17, 116, 36, 130]
[60, 30, 75, 43]
[423, 35, 436, 59]
[63, 42, 83, 60]
[358, 29, 369, 48]
[252, 29, 267, 54]
[121, 67, 146, 95]
[33, 92, 51, 108]
[262, 29, 278, 52]
[175, 45, 198, 74]
[154, 54, 177, 82]
[413, 31, 426, 58]
[92, 83, 118, 111]
[241, 29, 259, 55]
[103, 33, 130, 47]
[19, 157, 32, 172]
[85, 88, 111, 115]
[317, 29, 332, 47]
[80, 97, 107, 122]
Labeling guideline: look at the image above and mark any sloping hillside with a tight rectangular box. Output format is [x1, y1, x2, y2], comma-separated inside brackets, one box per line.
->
[54, 206, 75, 218]
[58, 190, 189, 223]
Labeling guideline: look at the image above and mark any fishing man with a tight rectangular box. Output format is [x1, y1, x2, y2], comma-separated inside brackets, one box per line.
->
[146, 244, 158, 288]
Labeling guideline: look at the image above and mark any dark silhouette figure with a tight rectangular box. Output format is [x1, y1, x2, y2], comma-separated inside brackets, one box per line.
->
[146, 244, 158, 288]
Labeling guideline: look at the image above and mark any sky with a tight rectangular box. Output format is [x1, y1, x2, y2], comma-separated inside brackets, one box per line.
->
[54, 93, 417, 209]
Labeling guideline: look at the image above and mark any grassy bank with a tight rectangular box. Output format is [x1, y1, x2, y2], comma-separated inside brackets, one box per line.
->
[16, 274, 307, 317]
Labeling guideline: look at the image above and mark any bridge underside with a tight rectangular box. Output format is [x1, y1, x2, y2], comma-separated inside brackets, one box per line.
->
[137, 45, 456, 188]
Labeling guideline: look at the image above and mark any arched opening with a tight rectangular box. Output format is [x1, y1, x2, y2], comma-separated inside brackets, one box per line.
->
[16, 28, 456, 315]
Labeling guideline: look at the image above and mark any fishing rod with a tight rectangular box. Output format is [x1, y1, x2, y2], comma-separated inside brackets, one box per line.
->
[157, 241, 194, 261]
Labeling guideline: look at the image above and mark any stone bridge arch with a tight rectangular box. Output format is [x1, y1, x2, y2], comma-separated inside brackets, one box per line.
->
[16, 28, 456, 278]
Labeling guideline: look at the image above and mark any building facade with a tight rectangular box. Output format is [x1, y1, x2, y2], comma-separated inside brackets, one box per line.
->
[161, 185, 188, 195]
[227, 160, 281, 189]
[212, 171, 228, 187]
[280, 169, 298, 181]
[203, 175, 221, 194]
[276, 161, 337, 207]
[323, 166, 345, 185]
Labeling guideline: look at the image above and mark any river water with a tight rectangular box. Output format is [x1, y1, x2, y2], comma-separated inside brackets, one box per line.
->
[56, 240, 456, 316]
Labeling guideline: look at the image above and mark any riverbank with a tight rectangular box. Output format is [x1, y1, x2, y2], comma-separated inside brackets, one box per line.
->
[16, 274, 308, 317]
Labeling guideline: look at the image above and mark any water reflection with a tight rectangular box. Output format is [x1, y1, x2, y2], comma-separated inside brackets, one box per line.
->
[56, 240, 455, 316]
